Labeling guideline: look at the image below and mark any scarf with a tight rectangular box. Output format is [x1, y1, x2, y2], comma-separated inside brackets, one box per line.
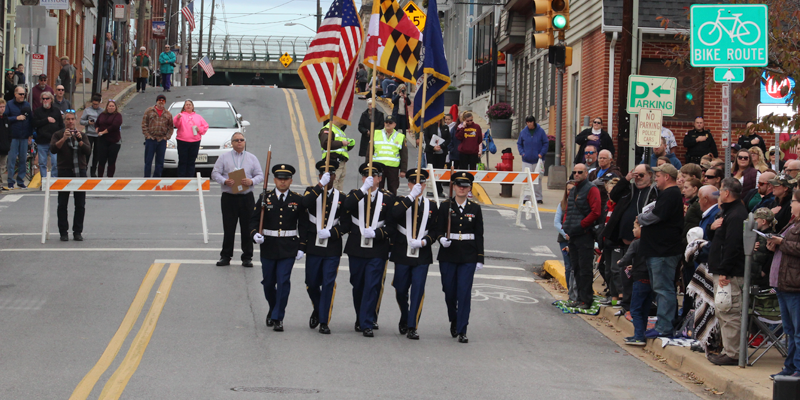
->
[592, 128, 601, 135]
[686, 263, 718, 350]
[69, 136, 80, 175]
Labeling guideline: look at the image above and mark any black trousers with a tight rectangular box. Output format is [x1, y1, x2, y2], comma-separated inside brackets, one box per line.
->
[568, 234, 595, 305]
[136, 78, 148, 92]
[57, 169, 87, 235]
[87, 136, 100, 174]
[96, 139, 120, 177]
[381, 165, 400, 195]
[459, 153, 480, 170]
[220, 192, 255, 261]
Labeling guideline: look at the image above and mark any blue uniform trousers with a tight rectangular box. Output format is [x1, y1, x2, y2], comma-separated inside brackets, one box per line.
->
[306, 255, 340, 325]
[439, 262, 476, 334]
[349, 257, 386, 330]
[393, 263, 430, 329]
[260, 257, 295, 322]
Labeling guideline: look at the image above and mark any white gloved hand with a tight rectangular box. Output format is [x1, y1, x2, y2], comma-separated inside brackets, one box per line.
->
[476, 262, 484, 271]
[319, 172, 331, 187]
[295, 250, 305, 260]
[360, 176, 374, 194]
[318, 229, 331, 239]
[410, 239, 426, 249]
[407, 183, 423, 200]
[363, 227, 376, 238]
[253, 233, 265, 244]
[439, 237, 452, 248]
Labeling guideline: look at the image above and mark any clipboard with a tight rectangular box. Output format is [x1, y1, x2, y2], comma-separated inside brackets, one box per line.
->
[228, 168, 247, 194]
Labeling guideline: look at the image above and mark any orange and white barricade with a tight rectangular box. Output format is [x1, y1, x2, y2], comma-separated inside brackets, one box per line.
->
[426, 160, 543, 229]
[41, 172, 211, 243]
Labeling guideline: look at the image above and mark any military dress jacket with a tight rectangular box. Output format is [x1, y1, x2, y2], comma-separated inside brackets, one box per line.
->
[301, 185, 350, 257]
[391, 196, 439, 266]
[250, 189, 306, 260]
[436, 198, 484, 264]
[343, 188, 395, 259]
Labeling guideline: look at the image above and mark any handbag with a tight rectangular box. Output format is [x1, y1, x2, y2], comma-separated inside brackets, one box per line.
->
[484, 131, 497, 154]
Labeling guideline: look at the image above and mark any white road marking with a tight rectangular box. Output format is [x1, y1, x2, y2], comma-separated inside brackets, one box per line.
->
[530, 245, 556, 257]
[0, 195, 22, 202]
[495, 209, 517, 219]
[0, 297, 46, 311]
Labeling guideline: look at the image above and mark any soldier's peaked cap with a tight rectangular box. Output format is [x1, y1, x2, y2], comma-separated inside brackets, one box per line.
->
[272, 164, 296, 179]
[451, 171, 474, 187]
[359, 162, 384, 176]
[406, 168, 429, 183]
[315, 159, 339, 174]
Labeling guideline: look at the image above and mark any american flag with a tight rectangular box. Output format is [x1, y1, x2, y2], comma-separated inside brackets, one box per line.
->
[198, 56, 214, 77]
[297, 0, 363, 125]
[181, 2, 195, 31]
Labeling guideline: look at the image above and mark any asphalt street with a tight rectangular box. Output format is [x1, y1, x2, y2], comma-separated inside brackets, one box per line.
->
[0, 86, 701, 399]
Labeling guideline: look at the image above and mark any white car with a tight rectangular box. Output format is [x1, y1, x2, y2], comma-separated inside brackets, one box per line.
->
[163, 101, 250, 174]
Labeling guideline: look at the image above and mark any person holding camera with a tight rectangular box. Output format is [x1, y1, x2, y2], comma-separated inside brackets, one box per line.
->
[50, 111, 91, 241]
[159, 45, 177, 92]
[391, 84, 410, 136]
[80, 94, 103, 177]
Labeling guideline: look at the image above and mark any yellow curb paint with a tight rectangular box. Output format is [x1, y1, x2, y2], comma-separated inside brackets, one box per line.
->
[542, 259, 566, 289]
[496, 203, 556, 212]
[282, 89, 311, 187]
[98, 263, 180, 400]
[69, 263, 165, 400]
[471, 183, 493, 205]
[289, 90, 319, 185]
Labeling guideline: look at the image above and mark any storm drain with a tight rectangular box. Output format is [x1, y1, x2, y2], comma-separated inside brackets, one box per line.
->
[231, 387, 320, 394]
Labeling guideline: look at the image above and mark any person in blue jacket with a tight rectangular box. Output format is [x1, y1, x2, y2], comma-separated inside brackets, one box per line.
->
[640, 137, 681, 170]
[5, 86, 33, 189]
[516, 116, 549, 203]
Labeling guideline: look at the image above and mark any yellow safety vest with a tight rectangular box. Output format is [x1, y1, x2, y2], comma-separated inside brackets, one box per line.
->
[320, 123, 350, 160]
[373, 129, 404, 167]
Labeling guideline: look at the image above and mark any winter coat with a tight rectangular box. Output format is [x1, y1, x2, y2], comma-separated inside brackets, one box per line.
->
[516, 123, 549, 164]
[5, 99, 33, 140]
[357, 107, 384, 157]
[574, 128, 613, 164]
[708, 200, 749, 277]
[159, 51, 177, 74]
[32, 105, 65, 145]
[133, 53, 151, 79]
[777, 223, 800, 292]
[683, 129, 718, 163]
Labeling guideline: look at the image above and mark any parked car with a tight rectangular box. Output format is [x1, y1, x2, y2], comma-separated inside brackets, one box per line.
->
[163, 101, 250, 174]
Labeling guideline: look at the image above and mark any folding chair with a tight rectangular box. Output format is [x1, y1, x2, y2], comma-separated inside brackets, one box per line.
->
[746, 287, 788, 366]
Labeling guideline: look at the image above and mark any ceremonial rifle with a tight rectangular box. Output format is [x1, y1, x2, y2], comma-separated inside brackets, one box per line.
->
[258, 145, 272, 233]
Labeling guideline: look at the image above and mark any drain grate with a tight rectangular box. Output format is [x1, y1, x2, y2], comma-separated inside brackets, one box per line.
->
[231, 387, 320, 394]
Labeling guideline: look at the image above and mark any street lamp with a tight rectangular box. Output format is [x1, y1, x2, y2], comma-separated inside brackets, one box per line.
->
[285, 22, 317, 33]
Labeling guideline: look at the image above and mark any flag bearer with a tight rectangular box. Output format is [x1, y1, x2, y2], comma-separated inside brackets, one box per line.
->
[391, 168, 438, 340]
[343, 162, 394, 337]
[437, 171, 484, 343]
[302, 160, 350, 334]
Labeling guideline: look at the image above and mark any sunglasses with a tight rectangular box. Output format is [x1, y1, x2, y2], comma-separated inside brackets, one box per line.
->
[65, 109, 76, 113]
[574, 171, 585, 175]
[738, 156, 750, 160]
[758, 181, 770, 186]
[704, 174, 717, 179]
[584, 151, 596, 155]
[56, 88, 64, 91]
[593, 121, 602, 124]
[42, 98, 52, 100]
[635, 173, 646, 178]
[231, 139, 245, 143]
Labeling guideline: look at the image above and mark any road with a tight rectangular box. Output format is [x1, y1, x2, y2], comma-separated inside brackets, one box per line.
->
[0, 86, 701, 399]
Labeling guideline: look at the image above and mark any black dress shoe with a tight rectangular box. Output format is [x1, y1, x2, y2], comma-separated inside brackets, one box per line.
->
[60, 235, 69, 242]
[266, 315, 274, 327]
[309, 312, 319, 329]
[399, 322, 408, 334]
[363, 328, 374, 337]
[406, 328, 419, 340]
[242, 260, 253, 268]
[319, 324, 331, 334]
[354, 321, 362, 332]
[458, 334, 469, 343]
[216, 257, 231, 266]
[273, 320, 284, 331]
[73, 233, 83, 241]
[450, 321, 457, 338]
[372, 323, 379, 330]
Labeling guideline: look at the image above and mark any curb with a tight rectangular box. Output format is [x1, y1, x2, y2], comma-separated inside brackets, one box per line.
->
[542, 259, 566, 289]
[112, 82, 137, 107]
[471, 183, 493, 205]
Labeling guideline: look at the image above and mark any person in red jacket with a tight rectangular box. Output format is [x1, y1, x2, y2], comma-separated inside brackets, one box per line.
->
[454, 112, 483, 170]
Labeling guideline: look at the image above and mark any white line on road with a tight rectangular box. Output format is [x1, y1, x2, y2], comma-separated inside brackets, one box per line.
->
[0, 195, 22, 202]
[530, 245, 556, 257]
[150, 258, 524, 271]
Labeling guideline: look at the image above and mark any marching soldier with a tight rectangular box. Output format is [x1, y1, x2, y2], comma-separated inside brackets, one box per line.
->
[391, 168, 438, 340]
[343, 162, 394, 337]
[319, 120, 355, 192]
[436, 171, 484, 343]
[250, 164, 306, 332]
[302, 160, 350, 334]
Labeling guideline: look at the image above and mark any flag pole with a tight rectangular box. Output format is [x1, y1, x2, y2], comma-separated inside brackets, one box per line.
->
[322, 63, 339, 228]
[412, 72, 428, 239]
[365, 68, 378, 226]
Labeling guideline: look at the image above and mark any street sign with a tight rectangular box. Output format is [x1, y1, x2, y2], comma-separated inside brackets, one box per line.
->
[761, 72, 795, 104]
[713, 67, 745, 83]
[403, 0, 426, 33]
[31, 54, 44, 77]
[758, 104, 798, 133]
[636, 109, 663, 148]
[690, 4, 768, 67]
[40, 0, 69, 10]
[280, 52, 293, 68]
[114, 4, 126, 20]
[626, 75, 678, 116]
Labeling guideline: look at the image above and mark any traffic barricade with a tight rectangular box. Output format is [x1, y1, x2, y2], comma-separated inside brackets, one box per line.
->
[40, 172, 211, 244]
[425, 160, 543, 229]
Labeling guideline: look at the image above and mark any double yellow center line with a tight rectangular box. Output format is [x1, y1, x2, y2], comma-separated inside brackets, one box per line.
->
[282, 88, 318, 186]
[70, 263, 180, 400]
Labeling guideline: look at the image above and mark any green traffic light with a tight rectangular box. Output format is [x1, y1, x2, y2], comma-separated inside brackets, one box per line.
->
[685, 92, 693, 101]
[552, 14, 567, 29]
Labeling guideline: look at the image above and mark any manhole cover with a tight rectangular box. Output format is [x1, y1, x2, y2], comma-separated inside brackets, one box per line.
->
[231, 387, 320, 394]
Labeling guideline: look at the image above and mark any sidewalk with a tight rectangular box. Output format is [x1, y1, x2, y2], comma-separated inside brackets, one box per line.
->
[540, 260, 780, 400]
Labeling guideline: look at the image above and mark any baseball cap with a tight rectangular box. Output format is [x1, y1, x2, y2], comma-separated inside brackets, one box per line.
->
[652, 164, 678, 180]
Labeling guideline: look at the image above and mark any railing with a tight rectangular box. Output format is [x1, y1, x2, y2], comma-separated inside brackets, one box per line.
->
[475, 61, 495, 96]
[191, 35, 313, 62]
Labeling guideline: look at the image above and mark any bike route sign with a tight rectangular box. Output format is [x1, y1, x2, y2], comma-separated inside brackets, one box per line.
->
[690, 4, 768, 67]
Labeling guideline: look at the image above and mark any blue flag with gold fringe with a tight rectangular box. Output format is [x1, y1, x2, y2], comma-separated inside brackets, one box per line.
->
[411, 0, 450, 132]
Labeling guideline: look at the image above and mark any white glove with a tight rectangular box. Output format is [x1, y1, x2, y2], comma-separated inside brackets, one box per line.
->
[318, 229, 331, 239]
[360, 176, 374, 194]
[363, 227, 376, 238]
[410, 239, 426, 249]
[295, 250, 305, 260]
[253, 233, 264, 244]
[407, 183, 422, 200]
[476, 262, 484, 271]
[439, 237, 452, 248]
[319, 172, 331, 187]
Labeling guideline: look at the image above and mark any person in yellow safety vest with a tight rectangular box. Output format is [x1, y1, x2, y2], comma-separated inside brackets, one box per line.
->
[373, 115, 408, 195]
[319, 119, 355, 192]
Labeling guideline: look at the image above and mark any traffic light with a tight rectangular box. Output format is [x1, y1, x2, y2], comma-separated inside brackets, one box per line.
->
[548, 45, 573, 68]
[552, 0, 570, 32]
[532, 0, 571, 48]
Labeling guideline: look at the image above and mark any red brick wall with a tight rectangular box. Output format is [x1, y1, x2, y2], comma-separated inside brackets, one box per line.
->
[45, 0, 87, 90]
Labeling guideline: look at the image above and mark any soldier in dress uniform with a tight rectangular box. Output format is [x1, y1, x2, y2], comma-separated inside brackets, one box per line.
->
[343, 162, 394, 337]
[250, 164, 306, 332]
[302, 160, 351, 334]
[436, 171, 484, 343]
[391, 168, 438, 340]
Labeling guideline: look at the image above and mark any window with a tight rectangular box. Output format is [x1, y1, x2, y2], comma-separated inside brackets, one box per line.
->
[732, 75, 759, 123]
[639, 59, 705, 121]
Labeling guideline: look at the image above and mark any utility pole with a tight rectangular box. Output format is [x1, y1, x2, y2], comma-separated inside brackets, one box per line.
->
[316, 0, 321, 29]
[180, 0, 186, 86]
[616, 0, 633, 171]
[137, 0, 147, 53]
[197, 0, 204, 85]
[206, 0, 215, 58]
[93, 0, 109, 96]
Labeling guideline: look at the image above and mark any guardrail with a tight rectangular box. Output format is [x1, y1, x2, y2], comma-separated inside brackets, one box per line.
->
[192, 35, 313, 62]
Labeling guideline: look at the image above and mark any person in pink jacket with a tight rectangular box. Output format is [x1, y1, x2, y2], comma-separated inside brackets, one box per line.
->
[173, 99, 209, 177]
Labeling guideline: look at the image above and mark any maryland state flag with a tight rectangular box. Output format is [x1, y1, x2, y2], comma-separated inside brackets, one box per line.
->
[363, 0, 422, 84]
[411, 0, 450, 132]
